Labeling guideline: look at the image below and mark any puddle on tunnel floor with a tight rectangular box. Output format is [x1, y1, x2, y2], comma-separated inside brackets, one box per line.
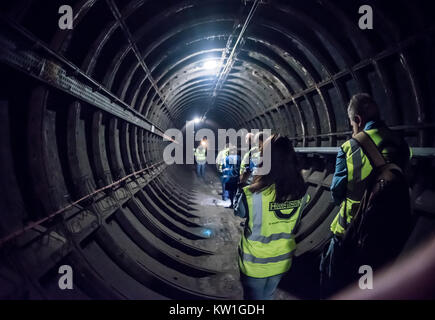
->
[185, 166, 244, 248]
[173, 166, 244, 298]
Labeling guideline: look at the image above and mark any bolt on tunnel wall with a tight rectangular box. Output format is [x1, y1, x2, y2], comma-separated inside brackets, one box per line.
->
[0, 0, 435, 300]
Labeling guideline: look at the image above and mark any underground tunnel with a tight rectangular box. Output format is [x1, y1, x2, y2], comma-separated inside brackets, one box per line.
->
[0, 0, 435, 300]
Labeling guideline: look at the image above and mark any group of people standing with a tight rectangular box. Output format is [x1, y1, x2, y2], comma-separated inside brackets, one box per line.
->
[215, 133, 264, 208]
[192, 93, 413, 300]
[211, 131, 309, 300]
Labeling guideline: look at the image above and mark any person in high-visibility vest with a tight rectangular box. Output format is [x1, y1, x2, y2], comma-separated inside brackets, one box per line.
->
[216, 143, 231, 200]
[320, 93, 412, 297]
[194, 138, 207, 178]
[221, 146, 241, 207]
[240, 132, 264, 186]
[234, 135, 309, 300]
[240, 133, 255, 176]
[216, 144, 230, 173]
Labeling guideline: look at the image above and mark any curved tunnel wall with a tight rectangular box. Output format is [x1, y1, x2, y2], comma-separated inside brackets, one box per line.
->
[0, 0, 435, 299]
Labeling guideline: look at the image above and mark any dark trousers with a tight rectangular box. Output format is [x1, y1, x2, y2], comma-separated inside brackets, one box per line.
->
[226, 179, 238, 205]
[222, 177, 238, 205]
[240, 273, 283, 300]
[196, 163, 205, 177]
[220, 175, 228, 200]
[319, 235, 355, 299]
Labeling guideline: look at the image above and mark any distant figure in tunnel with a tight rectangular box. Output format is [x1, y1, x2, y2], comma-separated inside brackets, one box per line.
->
[221, 146, 241, 208]
[194, 137, 207, 178]
[321, 93, 413, 298]
[234, 135, 310, 300]
[240, 132, 264, 187]
[216, 143, 230, 200]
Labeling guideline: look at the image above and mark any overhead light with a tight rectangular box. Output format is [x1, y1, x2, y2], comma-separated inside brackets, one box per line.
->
[194, 117, 202, 123]
[202, 60, 219, 70]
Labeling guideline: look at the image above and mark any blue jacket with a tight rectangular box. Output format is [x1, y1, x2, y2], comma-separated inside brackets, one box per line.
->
[222, 155, 241, 180]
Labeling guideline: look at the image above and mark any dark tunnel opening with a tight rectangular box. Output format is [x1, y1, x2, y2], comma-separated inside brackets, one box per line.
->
[0, 0, 435, 300]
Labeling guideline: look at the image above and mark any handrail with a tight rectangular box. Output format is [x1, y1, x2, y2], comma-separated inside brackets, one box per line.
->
[295, 147, 435, 158]
[0, 162, 166, 248]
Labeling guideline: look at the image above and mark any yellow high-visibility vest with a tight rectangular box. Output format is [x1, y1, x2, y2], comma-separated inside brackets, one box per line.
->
[239, 184, 310, 278]
[216, 148, 230, 172]
[194, 147, 206, 162]
[330, 127, 409, 235]
[240, 146, 260, 175]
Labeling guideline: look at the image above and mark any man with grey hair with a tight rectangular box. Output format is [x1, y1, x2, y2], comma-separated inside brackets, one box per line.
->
[320, 93, 412, 297]
[347, 93, 381, 138]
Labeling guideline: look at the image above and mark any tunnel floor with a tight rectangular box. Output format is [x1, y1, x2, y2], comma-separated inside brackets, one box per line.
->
[174, 165, 244, 299]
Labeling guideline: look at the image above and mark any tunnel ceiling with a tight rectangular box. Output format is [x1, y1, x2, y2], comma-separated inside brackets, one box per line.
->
[1, 0, 434, 146]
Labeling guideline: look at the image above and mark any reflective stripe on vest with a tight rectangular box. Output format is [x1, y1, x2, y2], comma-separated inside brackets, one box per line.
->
[216, 148, 229, 172]
[240, 147, 259, 174]
[239, 185, 310, 278]
[195, 147, 206, 162]
[240, 251, 294, 264]
[330, 128, 395, 236]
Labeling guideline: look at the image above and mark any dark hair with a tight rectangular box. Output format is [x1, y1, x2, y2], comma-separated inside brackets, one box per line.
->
[254, 132, 264, 144]
[348, 93, 380, 122]
[249, 135, 306, 202]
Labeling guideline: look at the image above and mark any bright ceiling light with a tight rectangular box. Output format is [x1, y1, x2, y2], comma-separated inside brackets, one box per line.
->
[194, 117, 202, 123]
[203, 60, 219, 70]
